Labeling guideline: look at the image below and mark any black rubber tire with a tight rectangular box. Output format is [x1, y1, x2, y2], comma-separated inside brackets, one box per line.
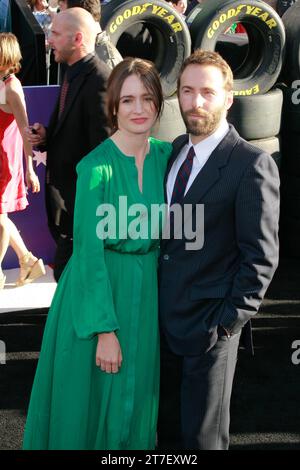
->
[101, 0, 191, 97]
[281, 131, 300, 177]
[279, 84, 300, 176]
[280, 173, 300, 218]
[277, 1, 296, 17]
[151, 95, 186, 142]
[281, 2, 300, 85]
[101, 0, 130, 22]
[248, 136, 282, 169]
[280, 84, 300, 134]
[187, 0, 285, 95]
[227, 88, 283, 140]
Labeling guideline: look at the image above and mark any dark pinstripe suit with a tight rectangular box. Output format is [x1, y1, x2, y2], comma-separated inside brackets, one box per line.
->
[157, 125, 280, 449]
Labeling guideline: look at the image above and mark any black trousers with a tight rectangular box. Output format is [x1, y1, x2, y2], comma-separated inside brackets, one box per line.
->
[157, 330, 241, 450]
[53, 236, 73, 282]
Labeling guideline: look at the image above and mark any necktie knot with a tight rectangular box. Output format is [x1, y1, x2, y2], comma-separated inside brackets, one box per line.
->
[186, 146, 195, 161]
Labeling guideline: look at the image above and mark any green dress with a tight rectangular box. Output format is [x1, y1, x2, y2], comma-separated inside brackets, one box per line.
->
[23, 137, 172, 450]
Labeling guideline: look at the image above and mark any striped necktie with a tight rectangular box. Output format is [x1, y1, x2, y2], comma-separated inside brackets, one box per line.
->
[58, 75, 69, 118]
[171, 145, 195, 205]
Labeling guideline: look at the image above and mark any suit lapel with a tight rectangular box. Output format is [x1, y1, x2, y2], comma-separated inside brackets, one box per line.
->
[183, 125, 240, 205]
[163, 125, 240, 247]
[164, 134, 189, 202]
[52, 59, 96, 137]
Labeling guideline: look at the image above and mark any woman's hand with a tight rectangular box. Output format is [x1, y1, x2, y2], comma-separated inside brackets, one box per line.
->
[25, 168, 40, 193]
[96, 332, 122, 373]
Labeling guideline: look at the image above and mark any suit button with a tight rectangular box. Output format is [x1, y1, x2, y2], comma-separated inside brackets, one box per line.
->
[163, 254, 170, 261]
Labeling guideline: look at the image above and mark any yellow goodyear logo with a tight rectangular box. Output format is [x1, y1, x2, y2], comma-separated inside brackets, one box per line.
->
[233, 84, 260, 96]
[207, 4, 277, 39]
[109, 3, 183, 34]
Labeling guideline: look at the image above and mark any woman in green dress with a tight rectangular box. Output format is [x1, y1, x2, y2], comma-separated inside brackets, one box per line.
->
[23, 58, 172, 450]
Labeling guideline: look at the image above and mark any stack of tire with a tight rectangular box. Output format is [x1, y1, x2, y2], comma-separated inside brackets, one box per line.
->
[101, 0, 287, 143]
[185, 0, 285, 168]
[278, 1, 300, 257]
[102, 1, 300, 257]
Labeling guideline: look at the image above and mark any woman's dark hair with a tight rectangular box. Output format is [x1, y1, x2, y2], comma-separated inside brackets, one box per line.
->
[107, 57, 163, 132]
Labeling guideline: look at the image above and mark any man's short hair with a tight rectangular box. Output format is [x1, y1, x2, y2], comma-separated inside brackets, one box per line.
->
[178, 49, 233, 92]
[65, 0, 101, 22]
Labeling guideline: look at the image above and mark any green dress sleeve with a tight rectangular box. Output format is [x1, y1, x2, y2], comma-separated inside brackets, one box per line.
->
[70, 153, 119, 340]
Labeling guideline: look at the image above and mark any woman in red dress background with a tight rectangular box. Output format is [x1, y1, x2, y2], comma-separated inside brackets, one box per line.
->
[0, 33, 45, 289]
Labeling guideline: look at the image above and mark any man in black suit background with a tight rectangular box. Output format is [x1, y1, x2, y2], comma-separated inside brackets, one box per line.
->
[58, 0, 122, 69]
[157, 50, 280, 450]
[26, 8, 110, 281]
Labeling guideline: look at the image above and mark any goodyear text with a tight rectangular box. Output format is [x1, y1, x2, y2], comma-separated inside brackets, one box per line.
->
[109, 3, 183, 34]
[207, 4, 277, 39]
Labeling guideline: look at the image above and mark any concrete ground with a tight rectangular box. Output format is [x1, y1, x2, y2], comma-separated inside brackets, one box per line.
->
[0, 256, 299, 450]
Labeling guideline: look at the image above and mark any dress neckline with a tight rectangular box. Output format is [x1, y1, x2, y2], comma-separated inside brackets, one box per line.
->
[108, 137, 152, 162]
[108, 137, 153, 198]
[108, 137, 151, 164]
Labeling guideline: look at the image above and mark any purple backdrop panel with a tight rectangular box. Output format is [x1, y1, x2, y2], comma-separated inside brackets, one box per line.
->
[3, 85, 60, 269]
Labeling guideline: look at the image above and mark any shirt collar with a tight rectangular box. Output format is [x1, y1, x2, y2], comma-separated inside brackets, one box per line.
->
[65, 53, 95, 82]
[188, 119, 229, 164]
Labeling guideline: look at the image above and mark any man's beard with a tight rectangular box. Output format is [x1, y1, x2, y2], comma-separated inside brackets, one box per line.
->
[53, 39, 74, 64]
[180, 105, 226, 137]
[55, 51, 72, 64]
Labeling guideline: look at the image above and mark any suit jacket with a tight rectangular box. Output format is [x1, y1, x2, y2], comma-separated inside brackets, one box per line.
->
[158, 125, 280, 356]
[45, 55, 110, 240]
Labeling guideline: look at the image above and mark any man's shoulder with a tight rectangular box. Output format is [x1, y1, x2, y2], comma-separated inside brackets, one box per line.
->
[229, 128, 278, 174]
[93, 55, 111, 78]
[222, 125, 265, 160]
[233, 133, 268, 161]
[82, 55, 111, 82]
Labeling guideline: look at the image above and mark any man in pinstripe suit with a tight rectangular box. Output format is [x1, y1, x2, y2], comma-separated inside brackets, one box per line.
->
[157, 50, 280, 450]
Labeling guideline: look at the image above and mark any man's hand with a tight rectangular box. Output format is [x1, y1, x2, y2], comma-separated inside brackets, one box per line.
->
[96, 332, 122, 374]
[24, 123, 46, 147]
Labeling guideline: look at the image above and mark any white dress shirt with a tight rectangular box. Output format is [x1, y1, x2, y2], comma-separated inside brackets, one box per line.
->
[167, 120, 229, 205]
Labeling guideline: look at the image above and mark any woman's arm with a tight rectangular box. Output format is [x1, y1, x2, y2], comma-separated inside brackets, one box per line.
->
[71, 155, 121, 372]
[5, 78, 40, 192]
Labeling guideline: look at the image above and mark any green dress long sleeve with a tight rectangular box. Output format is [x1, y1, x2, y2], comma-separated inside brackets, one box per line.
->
[23, 137, 172, 450]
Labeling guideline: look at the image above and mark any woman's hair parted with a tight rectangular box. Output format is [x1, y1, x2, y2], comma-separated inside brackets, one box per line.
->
[0, 33, 22, 75]
[106, 57, 163, 132]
